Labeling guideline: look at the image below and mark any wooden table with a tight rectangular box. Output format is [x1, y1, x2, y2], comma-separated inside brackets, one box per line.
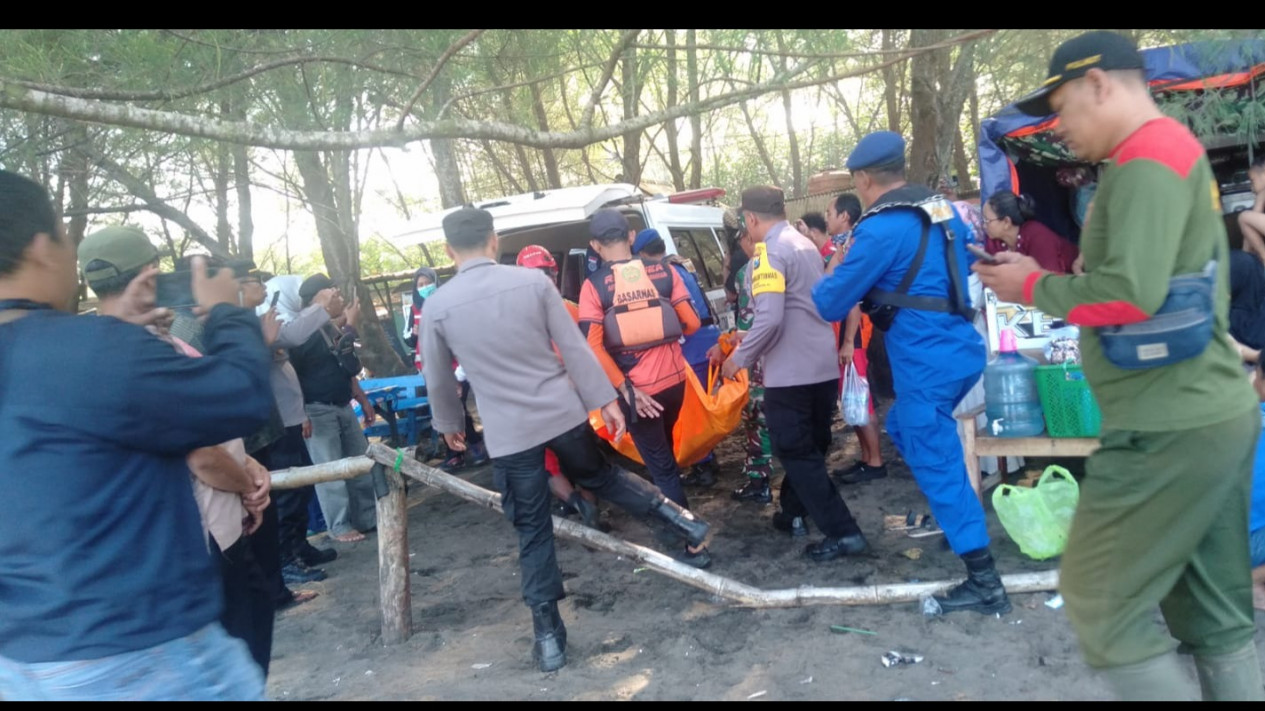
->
[956, 405, 1100, 500]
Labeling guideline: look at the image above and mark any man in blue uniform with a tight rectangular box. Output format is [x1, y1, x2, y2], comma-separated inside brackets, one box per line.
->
[812, 132, 1008, 615]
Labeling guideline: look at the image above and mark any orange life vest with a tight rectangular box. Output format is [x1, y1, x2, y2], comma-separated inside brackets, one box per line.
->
[589, 258, 683, 352]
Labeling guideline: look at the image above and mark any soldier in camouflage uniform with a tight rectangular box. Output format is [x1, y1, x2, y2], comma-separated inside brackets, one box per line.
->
[727, 219, 775, 504]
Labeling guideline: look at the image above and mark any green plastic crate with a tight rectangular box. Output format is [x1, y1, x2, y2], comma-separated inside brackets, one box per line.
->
[1034, 364, 1102, 438]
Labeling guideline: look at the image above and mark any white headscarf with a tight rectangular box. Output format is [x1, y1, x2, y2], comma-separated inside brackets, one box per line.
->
[260, 275, 304, 323]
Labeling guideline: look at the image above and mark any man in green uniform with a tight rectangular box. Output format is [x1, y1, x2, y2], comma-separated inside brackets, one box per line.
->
[725, 216, 776, 504]
[977, 31, 1264, 701]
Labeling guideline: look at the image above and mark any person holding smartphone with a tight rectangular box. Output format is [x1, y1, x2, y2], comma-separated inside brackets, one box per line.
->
[980, 191, 1079, 274]
[287, 274, 378, 544]
[0, 171, 274, 701]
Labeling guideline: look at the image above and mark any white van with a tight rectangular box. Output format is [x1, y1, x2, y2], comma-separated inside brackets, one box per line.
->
[390, 183, 736, 331]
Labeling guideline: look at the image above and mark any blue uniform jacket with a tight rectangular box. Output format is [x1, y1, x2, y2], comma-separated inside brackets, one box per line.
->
[670, 261, 721, 368]
[0, 303, 274, 663]
[813, 203, 986, 393]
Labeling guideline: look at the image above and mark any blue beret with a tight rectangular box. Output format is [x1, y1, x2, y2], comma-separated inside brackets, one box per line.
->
[632, 228, 660, 255]
[846, 131, 906, 171]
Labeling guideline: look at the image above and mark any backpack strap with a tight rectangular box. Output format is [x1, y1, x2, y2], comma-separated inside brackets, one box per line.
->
[857, 186, 976, 326]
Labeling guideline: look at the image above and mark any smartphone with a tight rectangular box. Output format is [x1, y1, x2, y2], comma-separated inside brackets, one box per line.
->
[270, 290, 282, 309]
[966, 243, 999, 264]
[155, 267, 221, 309]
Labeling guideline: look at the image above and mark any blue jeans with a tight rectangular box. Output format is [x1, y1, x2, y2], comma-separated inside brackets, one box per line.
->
[0, 623, 264, 701]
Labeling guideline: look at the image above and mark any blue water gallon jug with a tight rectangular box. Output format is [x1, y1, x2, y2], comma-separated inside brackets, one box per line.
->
[984, 328, 1046, 437]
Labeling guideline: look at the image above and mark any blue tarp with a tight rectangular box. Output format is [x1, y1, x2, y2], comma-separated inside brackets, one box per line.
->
[979, 39, 1265, 201]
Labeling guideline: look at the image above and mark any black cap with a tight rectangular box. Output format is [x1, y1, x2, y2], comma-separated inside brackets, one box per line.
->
[442, 207, 494, 246]
[227, 258, 262, 280]
[1015, 31, 1145, 117]
[589, 208, 630, 240]
[740, 186, 785, 215]
[299, 273, 336, 305]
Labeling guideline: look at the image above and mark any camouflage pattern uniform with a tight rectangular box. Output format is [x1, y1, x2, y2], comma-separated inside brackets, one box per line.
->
[736, 260, 774, 481]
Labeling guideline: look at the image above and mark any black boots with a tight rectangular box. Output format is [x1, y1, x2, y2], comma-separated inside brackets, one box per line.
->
[933, 548, 1011, 615]
[771, 511, 809, 538]
[298, 540, 338, 566]
[650, 496, 710, 548]
[832, 462, 888, 485]
[681, 460, 719, 488]
[804, 532, 870, 562]
[732, 478, 773, 504]
[530, 601, 567, 672]
[567, 492, 608, 532]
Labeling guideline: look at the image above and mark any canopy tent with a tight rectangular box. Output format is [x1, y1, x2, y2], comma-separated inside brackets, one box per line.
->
[978, 38, 1265, 243]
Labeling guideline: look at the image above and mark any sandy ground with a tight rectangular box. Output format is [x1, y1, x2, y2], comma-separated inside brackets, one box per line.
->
[265, 407, 1265, 701]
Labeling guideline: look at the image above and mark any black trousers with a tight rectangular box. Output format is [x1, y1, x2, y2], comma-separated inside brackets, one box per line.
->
[617, 381, 688, 508]
[212, 533, 276, 677]
[264, 425, 316, 568]
[764, 379, 861, 539]
[492, 422, 664, 606]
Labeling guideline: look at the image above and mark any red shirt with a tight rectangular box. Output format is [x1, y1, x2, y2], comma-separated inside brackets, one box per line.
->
[985, 219, 1079, 275]
[818, 239, 837, 262]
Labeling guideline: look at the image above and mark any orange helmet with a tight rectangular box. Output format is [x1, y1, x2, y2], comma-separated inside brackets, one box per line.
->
[516, 245, 557, 274]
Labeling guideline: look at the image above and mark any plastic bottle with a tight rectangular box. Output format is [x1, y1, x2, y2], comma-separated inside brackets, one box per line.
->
[983, 328, 1045, 437]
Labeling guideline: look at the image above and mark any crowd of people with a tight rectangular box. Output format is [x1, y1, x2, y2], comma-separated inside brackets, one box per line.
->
[1, 29, 1262, 702]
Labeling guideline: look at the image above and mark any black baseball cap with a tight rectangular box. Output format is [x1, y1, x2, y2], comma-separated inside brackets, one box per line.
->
[299, 273, 337, 305]
[442, 207, 495, 246]
[740, 185, 785, 215]
[1014, 31, 1145, 117]
[589, 208, 631, 241]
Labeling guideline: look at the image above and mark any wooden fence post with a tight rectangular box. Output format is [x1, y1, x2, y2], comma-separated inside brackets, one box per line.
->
[374, 462, 413, 644]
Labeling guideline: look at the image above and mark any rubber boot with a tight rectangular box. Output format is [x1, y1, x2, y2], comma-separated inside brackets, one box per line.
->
[530, 601, 567, 672]
[1099, 652, 1198, 701]
[650, 496, 710, 548]
[568, 492, 607, 532]
[1193, 642, 1265, 701]
[932, 548, 1012, 615]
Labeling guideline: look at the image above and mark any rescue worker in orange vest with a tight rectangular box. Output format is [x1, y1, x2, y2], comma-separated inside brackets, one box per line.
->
[516, 245, 603, 532]
[579, 208, 709, 568]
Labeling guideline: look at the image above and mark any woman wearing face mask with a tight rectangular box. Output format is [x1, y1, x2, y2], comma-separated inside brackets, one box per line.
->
[403, 266, 489, 470]
[402, 267, 438, 373]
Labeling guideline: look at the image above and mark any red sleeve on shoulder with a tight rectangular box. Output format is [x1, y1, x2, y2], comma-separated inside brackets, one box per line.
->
[1110, 117, 1203, 179]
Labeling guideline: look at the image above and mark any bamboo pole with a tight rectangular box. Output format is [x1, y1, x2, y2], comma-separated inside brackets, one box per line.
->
[364, 444, 1059, 609]
[374, 463, 413, 644]
[269, 456, 374, 490]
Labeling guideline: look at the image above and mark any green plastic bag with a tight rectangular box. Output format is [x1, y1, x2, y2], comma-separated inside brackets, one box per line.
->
[991, 465, 1080, 560]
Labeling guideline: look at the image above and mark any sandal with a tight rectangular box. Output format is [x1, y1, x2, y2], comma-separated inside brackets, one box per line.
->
[277, 589, 319, 612]
[331, 530, 366, 543]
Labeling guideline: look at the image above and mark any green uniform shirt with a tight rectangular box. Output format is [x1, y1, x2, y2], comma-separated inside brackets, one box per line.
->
[736, 261, 755, 331]
[1030, 117, 1256, 432]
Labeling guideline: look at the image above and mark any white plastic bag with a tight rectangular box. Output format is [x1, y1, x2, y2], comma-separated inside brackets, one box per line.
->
[842, 362, 871, 426]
